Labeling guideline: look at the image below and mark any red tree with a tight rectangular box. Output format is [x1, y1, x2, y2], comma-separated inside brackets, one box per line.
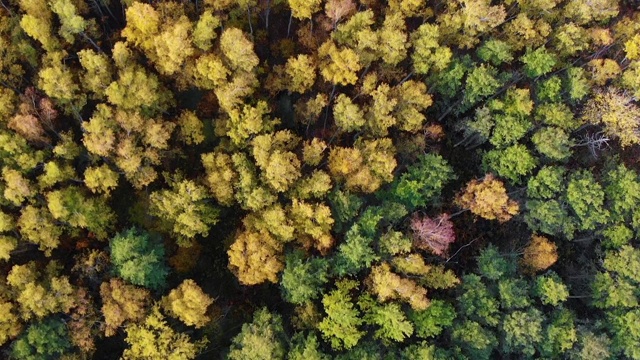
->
[410, 213, 456, 257]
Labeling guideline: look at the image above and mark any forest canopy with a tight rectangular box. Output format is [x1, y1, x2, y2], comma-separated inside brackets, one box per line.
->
[0, 0, 640, 358]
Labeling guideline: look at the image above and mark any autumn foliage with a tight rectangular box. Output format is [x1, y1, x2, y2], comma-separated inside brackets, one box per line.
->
[456, 174, 519, 222]
[410, 213, 456, 257]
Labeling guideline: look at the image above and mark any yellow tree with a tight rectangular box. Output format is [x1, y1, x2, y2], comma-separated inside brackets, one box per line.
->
[17, 205, 62, 256]
[100, 278, 151, 337]
[582, 87, 640, 147]
[6, 262, 76, 320]
[161, 279, 214, 329]
[288, 199, 335, 253]
[455, 174, 519, 222]
[202, 151, 238, 206]
[284, 54, 317, 93]
[317, 40, 362, 86]
[227, 230, 284, 285]
[289, 0, 322, 21]
[84, 165, 119, 196]
[521, 235, 558, 274]
[251, 130, 302, 193]
[333, 94, 365, 133]
[122, 306, 207, 360]
[367, 262, 430, 310]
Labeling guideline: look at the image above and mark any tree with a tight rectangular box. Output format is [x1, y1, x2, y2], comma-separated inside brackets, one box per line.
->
[227, 230, 284, 285]
[317, 40, 362, 86]
[607, 309, 640, 359]
[521, 47, 557, 78]
[367, 262, 429, 310]
[408, 299, 456, 338]
[11, 317, 71, 360]
[161, 279, 213, 329]
[566, 171, 610, 231]
[386, 153, 454, 210]
[457, 274, 500, 326]
[0, 300, 22, 347]
[438, 0, 506, 49]
[452, 320, 498, 360]
[328, 138, 397, 193]
[122, 306, 207, 360]
[284, 54, 316, 93]
[100, 278, 151, 337]
[581, 87, 640, 147]
[109, 227, 169, 290]
[227, 307, 287, 360]
[501, 309, 544, 357]
[280, 250, 329, 304]
[476, 244, 515, 281]
[251, 130, 301, 193]
[455, 174, 519, 222]
[2, 167, 33, 206]
[532, 127, 573, 160]
[332, 224, 378, 277]
[333, 94, 365, 133]
[84, 164, 119, 196]
[7, 262, 76, 320]
[288, 199, 335, 252]
[482, 144, 538, 184]
[220, 27, 259, 73]
[360, 296, 414, 343]
[521, 235, 558, 274]
[391, 80, 433, 132]
[149, 178, 219, 243]
[411, 23, 452, 75]
[318, 279, 365, 350]
[462, 64, 503, 107]
[288, 332, 329, 360]
[193, 10, 220, 50]
[410, 213, 456, 257]
[17, 205, 62, 256]
[527, 166, 566, 200]
[539, 309, 577, 358]
[503, 14, 551, 51]
[477, 38, 513, 66]
[105, 64, 173, 115]
[535, 272, 569, 306]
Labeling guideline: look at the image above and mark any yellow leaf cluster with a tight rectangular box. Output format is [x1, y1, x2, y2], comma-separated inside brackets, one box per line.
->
[100, 279, 150, 337]
[521, 235, 558, 274]
[161, 279, 213, 328]
[367, 262, 430, 310]
[227, 230, 284, 285]
[456, 173, 519, 222]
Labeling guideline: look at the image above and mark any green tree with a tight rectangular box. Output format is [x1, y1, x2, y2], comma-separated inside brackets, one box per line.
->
[566, 171, 610, 231]
[501, 309, 544, 357]
[227, 307, 287, 360]
[318, 279, 365, 350]
[521, 47, 557, 78]
[539, 309, 577, 358]
[11, 317, 71, 360]
[360, 296, 414, 343]
[385, 153, 454, 211]
[280, 250, 329, 305]
[408, 299, 456, 338]
[483, 144, 537, 185]
[109, 228, 169, 290]
[535, 272, 569, 306]
[288, 332, 329, 360]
